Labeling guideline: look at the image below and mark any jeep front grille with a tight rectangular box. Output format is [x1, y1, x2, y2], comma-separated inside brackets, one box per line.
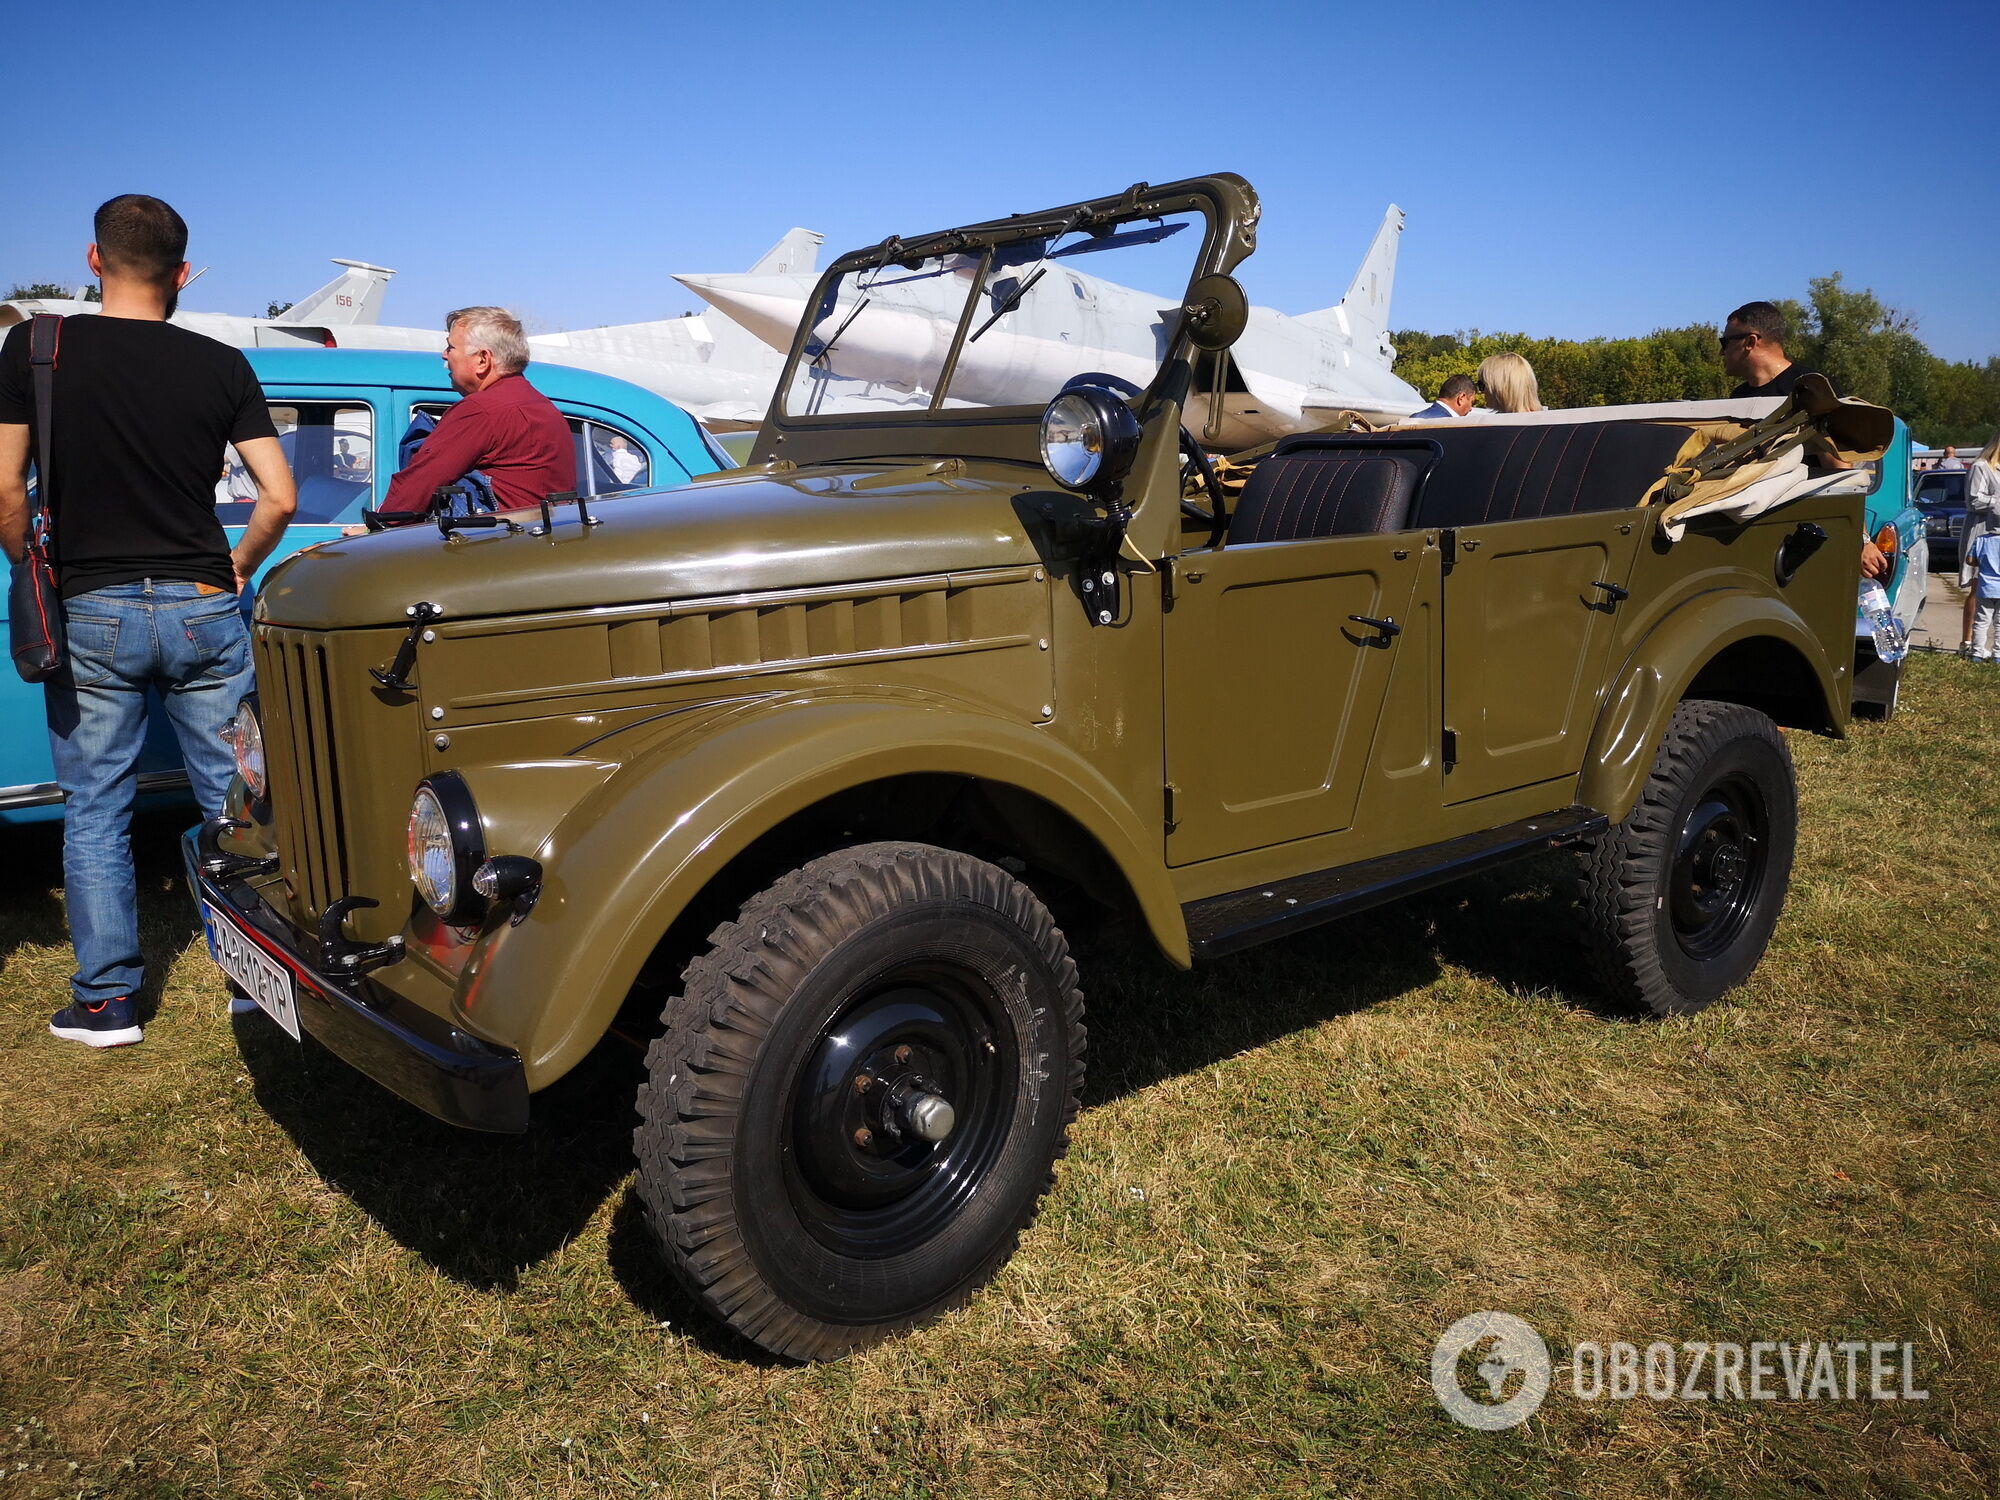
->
[255, 626, 350, 919]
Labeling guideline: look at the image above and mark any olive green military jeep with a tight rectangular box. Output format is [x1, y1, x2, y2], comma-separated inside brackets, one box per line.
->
[188, 175, 1888, 1361]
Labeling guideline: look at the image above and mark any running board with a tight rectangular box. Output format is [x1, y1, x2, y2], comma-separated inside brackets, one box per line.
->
[0, 769, 191, 811]
[1183, 806, 1609, 961]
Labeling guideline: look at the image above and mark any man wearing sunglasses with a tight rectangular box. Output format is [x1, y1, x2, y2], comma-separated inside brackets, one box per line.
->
[1719, 301, 1886, 580]
[1719, 302, 1819, 400]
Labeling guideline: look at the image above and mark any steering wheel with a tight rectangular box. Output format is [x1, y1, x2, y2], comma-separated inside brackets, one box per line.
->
[1178, 426, 1227, 536]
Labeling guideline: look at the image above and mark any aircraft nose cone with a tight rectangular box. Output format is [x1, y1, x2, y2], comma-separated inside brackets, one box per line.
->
[674, 274, 808, 355]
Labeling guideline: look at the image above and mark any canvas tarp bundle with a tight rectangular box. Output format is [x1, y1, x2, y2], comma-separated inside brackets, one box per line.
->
[1643, 383, 1894, 539]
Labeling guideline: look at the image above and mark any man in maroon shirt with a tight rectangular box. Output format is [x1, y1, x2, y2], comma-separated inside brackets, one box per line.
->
[375, 306, 574, 518]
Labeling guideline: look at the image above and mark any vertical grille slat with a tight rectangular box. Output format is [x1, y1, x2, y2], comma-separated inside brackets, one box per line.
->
[311, 643, 351, 900]
[261, 634, 313, 910]
[254, 627, 349, 921]
[289, 640, 330, 914]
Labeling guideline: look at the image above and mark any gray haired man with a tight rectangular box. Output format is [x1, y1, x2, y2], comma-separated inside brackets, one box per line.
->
[376, 305, 574, 517]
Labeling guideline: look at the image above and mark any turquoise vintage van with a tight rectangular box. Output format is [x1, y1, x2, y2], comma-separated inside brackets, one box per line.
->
[2, 349, 727, 823]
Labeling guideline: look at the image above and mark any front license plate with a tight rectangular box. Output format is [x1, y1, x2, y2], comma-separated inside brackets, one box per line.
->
[201, 900, 302, 1041]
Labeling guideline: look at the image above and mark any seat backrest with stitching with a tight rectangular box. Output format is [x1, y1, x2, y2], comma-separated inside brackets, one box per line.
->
[1408, 421, 1696, 528]
[1230, 449, 1427, 544]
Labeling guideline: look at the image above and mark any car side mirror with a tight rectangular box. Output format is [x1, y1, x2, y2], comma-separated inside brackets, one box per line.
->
[1180, 274, 1248, 352]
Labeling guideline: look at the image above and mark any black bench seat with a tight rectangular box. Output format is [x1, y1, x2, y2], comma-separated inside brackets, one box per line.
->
[1228, 420, 1699, 544]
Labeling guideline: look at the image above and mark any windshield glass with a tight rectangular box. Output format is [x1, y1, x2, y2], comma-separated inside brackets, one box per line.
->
[782, 211, 1205, 419]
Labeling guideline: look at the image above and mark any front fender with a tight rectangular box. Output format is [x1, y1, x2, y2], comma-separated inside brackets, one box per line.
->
[1578, 587, 1843, 824]
[455, 696, 1182, 1089]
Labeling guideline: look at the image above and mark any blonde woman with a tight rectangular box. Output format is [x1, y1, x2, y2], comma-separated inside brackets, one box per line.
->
[1961, 432, 2000, 656]
[1476, 352, 1543, 413]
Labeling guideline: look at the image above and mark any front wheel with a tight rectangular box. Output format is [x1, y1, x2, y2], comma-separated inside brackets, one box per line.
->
[634, 841, 1086, 1360]
[1576, 699, 1798, 1016]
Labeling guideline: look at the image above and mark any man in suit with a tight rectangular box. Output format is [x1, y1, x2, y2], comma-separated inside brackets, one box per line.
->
[1406, 373, 1478, 422]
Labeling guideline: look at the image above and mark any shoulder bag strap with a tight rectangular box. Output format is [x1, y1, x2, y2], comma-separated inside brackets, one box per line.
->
[26, 313, 61, 561]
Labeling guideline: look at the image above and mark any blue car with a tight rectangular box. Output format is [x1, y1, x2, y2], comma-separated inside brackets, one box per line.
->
[2, 349, 728, 824]
[1913, 468, 1965, 572]
[1852, 416, 1928, 721]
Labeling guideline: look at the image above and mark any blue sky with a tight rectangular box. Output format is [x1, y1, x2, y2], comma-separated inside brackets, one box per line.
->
[7, 0, 1996, 362]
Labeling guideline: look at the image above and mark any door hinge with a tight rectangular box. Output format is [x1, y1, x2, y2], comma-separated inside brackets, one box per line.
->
[1440, 527, 1457, 575]
[1442, 728, 1458, 771]
[1161, 557, 1177, 610]
[1164, 781, 1182, 832]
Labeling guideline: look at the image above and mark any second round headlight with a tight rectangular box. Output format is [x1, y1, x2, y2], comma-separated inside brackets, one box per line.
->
[407, 773, 485, 923]
[222, 695, 267, 802]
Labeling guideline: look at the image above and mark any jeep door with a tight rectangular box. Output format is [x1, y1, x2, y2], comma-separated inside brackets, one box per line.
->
[1163, 532, 1421, 864]
[1440, 511, 1642, 804]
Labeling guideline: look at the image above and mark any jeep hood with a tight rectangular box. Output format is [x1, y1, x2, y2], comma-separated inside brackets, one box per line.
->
[256, 466, 1047, 630]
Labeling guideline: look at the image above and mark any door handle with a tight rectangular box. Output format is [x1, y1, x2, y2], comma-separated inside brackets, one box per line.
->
[1590, 580, 1630, 602]
[1347, 614, 1402, 639]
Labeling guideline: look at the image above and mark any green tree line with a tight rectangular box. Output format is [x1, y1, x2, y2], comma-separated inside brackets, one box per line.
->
[1393, 274, 1998, 448]
[6, 281, 98, 302]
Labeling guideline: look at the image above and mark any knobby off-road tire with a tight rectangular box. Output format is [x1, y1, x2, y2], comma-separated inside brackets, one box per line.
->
[634, 841, 1086, 1361]
[1576, 699, 1798, 1017]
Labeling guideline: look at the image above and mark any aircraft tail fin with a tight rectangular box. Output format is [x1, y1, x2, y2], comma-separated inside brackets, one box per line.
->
[747, 228, 823, 277]
[1294, 205, 1403, 358]
[277, 259, 396, 326]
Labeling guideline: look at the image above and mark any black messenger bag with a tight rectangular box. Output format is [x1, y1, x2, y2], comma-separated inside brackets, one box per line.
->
[9, 313, 63, 683]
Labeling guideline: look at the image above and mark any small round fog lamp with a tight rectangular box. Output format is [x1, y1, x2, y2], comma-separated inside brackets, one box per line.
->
[1040, 386, 1142, 493]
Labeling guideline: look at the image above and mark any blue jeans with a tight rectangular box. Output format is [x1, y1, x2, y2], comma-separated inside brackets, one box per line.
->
[45, 580, 252, 1005]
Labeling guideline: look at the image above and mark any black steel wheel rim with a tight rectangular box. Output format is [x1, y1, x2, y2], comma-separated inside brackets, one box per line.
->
[1669, 771, 1769, 961]
[784, 963, 1017, 1258]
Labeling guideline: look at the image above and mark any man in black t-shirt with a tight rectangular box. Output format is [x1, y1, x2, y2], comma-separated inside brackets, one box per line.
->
[0, 194, 297, 1049]
[1718, 299, 1888, 583]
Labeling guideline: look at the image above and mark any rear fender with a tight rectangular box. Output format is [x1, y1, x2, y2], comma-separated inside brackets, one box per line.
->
[1579, 589, 1841, 824]
[455, 696, 1181, 1088]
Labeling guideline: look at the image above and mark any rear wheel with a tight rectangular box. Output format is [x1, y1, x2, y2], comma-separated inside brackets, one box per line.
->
[634, 841, 1086, 1360]
[1577, 699, 1797, 1016]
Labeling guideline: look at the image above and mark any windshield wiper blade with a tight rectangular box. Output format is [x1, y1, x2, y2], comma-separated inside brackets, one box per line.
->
[967, 266, 1047, 345]
[809, 293, 873, 368]
[1049, 220, 1186, 258]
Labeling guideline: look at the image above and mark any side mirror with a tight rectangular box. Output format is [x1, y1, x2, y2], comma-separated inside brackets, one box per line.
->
[1180, 274, 1249, 352]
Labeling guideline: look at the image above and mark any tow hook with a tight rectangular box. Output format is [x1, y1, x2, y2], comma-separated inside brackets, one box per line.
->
[318, 895, 406, 985]
[197, 816, 278, 880]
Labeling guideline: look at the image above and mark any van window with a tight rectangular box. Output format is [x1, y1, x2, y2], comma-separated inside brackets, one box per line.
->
[218, 403, 373, 524]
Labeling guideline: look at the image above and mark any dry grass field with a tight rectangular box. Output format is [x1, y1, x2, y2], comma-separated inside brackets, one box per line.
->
[2, 652, 1996, 1499]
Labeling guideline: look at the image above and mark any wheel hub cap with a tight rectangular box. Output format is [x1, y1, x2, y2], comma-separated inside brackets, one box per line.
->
[785, 977, 1013, 1257]
[1669, 777, 1769, 961]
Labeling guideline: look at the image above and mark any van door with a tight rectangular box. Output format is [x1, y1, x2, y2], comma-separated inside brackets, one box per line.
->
[1164, 532, 1421, 864]
[1440, 511, 1642, 805]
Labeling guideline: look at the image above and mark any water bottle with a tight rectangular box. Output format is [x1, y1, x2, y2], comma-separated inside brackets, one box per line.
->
[1859, 580, 1908, 664]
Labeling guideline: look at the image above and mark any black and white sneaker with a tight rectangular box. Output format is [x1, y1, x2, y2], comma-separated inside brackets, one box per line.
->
[49, 996, 143, 1048]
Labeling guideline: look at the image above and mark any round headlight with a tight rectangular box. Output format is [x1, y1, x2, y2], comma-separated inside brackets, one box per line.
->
[1040, 386, 1142, 493]
[407, 772, 485, 923]
[223, 695, 266, 801]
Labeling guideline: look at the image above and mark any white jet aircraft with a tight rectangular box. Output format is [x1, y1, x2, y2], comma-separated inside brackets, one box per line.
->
[3, 234, 824, 432]
[523, 228, 823, 429]
[675, 208, 1425, 448]
[0, 259, 397, 345]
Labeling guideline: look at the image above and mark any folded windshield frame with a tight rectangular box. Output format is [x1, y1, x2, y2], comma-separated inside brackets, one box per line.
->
[768, 176, 1259, 435]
